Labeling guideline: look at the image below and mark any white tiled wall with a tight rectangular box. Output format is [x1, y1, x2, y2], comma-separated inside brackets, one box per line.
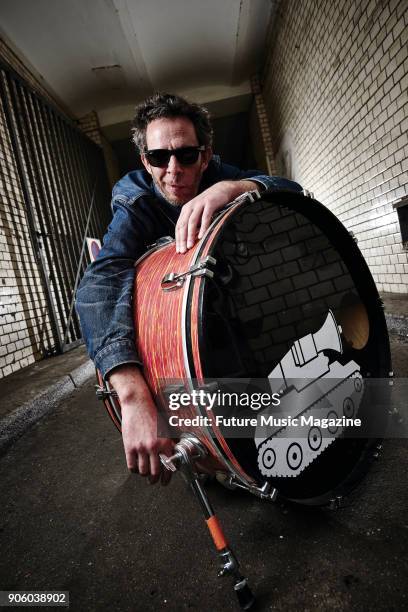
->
[263, 0, 408, 293]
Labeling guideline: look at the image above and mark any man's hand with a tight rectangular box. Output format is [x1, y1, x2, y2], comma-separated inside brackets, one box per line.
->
[108, 365, 174, 485]
[175, 179, 260, 253]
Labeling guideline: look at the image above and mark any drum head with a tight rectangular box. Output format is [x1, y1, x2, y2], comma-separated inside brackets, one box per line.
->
[195, 191, 391, 505]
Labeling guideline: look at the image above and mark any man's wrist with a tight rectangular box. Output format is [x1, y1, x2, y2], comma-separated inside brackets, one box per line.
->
[238, 179, 261, 190]
[108, 364, 152, 405]
[243, 179, 265, 192]
[223, 179, 261, 201]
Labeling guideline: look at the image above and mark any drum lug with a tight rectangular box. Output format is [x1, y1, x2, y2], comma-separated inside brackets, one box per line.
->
[329, 495, 343, 510]
[373, 443, 383, 460]
[95, 384, 118, 400]
[255, 481, 279, 501]
[225, 189, 261, 208]
[349, 230, 358, 243]
[216, 473, 278, 501]
[161, 256, 217, 291]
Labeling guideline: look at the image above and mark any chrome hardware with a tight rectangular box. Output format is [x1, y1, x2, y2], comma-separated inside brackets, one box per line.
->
[229, 189, 261, 206]
[349, 231, 358, 243]
[329, 495, 343, 510]
[218, 549, 240, 577]
[159, 434, 255, 609]
[218, 189, 261, 214]
[160, 433, 207, 471]
[302, 189, 314, 198]
[147, 235, 174, 250]
[161, 255, 217, 291]
[95, 384, 118, 400]
[373, 444, 382, 460]
[215, 472, 278, 501]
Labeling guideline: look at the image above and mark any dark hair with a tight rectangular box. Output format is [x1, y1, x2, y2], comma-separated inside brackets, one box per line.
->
[131, 92, 213, 152]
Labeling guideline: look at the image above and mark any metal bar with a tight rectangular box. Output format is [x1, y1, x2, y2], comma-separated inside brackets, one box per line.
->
[14, 82, 68, 341]
[32, 94, 81, 343]
[47, 108, 84, 343]
[0, 60, 111, 353]
[44, 110, 84, 346]
[56, 116, 105, 348]
[53, 115, 90, 346]
[62, 180, 97, 347]
[51, 112, 84, 260]
[69, 125, 93, 233]
[57, 117, 87, 251]
[0, 71, 63, 353]
[0, 60, 108, 352]
[22, 88, 72, 324]
[61, 119, 90, 251]
[33, 96, 77, 286]
[63, 124, 94, 316]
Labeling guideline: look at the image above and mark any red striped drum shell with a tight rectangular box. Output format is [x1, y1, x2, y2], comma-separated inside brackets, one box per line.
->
[100, 189, 391, 505]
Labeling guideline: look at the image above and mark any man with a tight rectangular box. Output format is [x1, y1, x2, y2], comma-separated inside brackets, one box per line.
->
[76, 92, 302, 485]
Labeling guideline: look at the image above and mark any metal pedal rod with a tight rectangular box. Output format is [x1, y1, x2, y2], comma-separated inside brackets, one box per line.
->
[160, 435, 256, 610]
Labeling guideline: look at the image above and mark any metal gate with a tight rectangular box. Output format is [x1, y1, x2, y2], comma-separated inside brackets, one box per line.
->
[0, 61, 111, 354]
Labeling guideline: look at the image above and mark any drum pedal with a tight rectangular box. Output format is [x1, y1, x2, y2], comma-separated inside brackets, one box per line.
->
[160, 434, 256, 610]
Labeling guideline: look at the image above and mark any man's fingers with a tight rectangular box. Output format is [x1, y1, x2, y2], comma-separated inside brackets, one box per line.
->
[125, 449, 139, 473]
[186, 224, 199, 249]
[176, 216, 188, 253]
[138, 451, 149, 476]
[197, 208, 212, 239]
[176, 202, 202, 252]
[176, 206, 206, 252]
[148, 453, 161, 485]
[186, 207, 203, 249]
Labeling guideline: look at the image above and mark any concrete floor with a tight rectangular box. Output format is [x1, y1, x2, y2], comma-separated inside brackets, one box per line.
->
[0, 338, 407, 611]
[0, 346, 89, 420]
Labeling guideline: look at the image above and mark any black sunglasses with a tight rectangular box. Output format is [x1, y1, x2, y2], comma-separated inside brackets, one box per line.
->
[145, 146, 205, 167]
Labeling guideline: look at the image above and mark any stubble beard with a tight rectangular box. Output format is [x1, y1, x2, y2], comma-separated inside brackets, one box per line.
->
[153, 179, 187, 207]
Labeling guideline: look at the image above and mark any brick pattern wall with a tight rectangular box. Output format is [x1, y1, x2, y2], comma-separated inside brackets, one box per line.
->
[262, 0, 408, 293]
[250, 75, 277, 175]
[78, 111, 103, 146]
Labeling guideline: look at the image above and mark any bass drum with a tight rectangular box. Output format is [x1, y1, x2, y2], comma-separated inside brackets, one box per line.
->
[102, 190, 391, 506]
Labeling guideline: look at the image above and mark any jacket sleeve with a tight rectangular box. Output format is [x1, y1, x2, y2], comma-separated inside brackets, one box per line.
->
[76, 197, 154, 379]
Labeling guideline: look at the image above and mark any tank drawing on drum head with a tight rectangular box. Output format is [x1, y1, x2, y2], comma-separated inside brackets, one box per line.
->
[254, 309, 364, 478]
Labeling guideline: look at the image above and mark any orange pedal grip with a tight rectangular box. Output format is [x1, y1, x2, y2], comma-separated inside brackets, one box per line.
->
[206, 515, 228, 550]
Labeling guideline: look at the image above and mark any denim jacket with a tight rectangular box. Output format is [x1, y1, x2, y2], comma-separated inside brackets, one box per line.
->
[76, 157, 302, 379]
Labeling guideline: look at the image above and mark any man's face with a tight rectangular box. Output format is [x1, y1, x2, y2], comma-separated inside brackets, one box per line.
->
[141, 117, 211, 206]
